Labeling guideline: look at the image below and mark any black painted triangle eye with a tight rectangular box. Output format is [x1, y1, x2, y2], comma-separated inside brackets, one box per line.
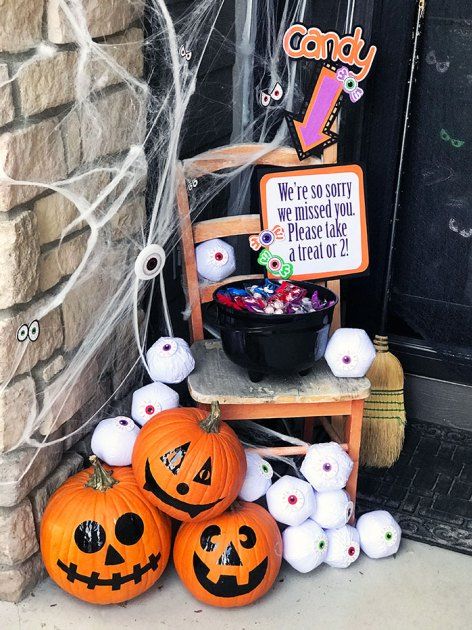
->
[115, 512, 144, 546]
[193, 457, 212, 485]
[160, 442, 190, 475]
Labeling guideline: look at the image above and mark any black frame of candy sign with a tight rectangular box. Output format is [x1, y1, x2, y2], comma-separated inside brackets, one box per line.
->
[255, 163, 370, 282]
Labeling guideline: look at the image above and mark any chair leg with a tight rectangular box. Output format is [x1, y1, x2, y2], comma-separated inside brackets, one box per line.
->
[303, 417, 315, 442]
[344, 399, 364, 523]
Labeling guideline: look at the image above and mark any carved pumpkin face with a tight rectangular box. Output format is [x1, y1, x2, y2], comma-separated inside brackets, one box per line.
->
[132, 403, 246, 522]
[173, 501, 282, 607]
[40, 459, 172, 605]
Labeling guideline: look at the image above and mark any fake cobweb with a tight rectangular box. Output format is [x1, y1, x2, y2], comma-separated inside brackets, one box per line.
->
[0, 0, 354, 488]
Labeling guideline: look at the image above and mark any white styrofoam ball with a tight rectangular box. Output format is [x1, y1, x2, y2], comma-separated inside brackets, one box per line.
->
[195, 238, 236, 282]
[301, 442, 353, 492]
[131, 382, 179, 426]
[356, 510, 402, 559]
[91, 417, 140, 466]
[325, 328, 376, 378]
[146, 336, 195, 384]
[325, 525, 360, 568]
[266, 475, 316, 527]
[238, 452, 273, 502]
[311, 489, 354, 529]
[283, 519, 328, 573]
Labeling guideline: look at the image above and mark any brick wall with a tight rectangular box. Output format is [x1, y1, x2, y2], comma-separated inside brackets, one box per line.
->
[0, 0, 145, 601]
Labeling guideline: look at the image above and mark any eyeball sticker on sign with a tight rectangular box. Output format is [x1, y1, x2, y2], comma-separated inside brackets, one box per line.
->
[258, 164, 369, 281]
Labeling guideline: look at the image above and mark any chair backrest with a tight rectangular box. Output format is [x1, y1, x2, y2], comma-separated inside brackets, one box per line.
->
[177, 143, 340, 341]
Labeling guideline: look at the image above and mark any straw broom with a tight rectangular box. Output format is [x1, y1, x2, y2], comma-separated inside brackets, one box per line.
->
[360, 335, 406, 467]
[359, 0, 425, 467]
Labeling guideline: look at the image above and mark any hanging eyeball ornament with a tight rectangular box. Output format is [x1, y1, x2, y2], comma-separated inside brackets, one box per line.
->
[195, 238, 236, 283]
[356, 510, 401, 559]
[91, 417, 140, 467]
[324, 328, 376, 378]
[131, 382, 179, 426]
[238, 452, 273, 502]
[311, 489, 354, 529]
[325, 525, 360, 569]
[265, 475, 316, 527]
[146, 337, 195, 384]
[134, 244, 166, 280]
[282, 519, 328, 573]
[300, 442, 353, 492]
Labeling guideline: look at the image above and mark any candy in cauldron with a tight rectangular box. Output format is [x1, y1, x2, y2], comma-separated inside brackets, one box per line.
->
[213, 279, 337, 381]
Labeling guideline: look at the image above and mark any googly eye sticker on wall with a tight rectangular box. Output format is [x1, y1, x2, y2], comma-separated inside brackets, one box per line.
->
[16, 320, 40, 343]
[134, 244, 166, 281]
[179, 45, 192, 62]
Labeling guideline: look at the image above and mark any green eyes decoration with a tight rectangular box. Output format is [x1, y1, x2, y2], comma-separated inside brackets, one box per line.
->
[16, 320, 40, 343]
[440, 128, 465, 148]
[318, 540, 326, 551]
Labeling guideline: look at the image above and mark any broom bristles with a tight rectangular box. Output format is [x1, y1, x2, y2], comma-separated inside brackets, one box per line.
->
[360, 335, 406, 468]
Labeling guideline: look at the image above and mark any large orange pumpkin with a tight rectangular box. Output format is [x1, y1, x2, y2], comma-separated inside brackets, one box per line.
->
[132, 402, 246, 522]
[40, 457, 172, 605]
[173, 501, 282, 607]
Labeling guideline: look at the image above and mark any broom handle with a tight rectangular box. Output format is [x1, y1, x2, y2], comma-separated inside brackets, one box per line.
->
[379, 0, 426, 335]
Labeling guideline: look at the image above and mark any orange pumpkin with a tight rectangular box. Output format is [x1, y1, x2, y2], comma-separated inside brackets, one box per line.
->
[173, 501, 282, 607]
[40, 457, 171, 605]
[132, 402, 246, 522]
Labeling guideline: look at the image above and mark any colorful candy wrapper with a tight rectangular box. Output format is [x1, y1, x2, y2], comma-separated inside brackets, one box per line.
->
[275, 281, 307, 303]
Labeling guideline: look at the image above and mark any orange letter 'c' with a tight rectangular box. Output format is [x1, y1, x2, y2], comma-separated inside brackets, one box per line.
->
[283, 24, 307, 59]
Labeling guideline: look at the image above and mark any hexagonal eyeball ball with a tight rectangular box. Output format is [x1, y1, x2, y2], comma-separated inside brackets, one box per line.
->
[324, 328, 376, 377]
[195, 238, 236, 282]
[311, 489, 354, 529]
[266, 475, 316, 527]
[131, 382, 179, 426]
[301, 442, 353, 492]
[146, 337, 195, 384]
[356, 510, 401, 559]
[238, 452, 273, 502]
[91, 417, 140, 467]
[282, 519, 328, 573]
[325, 524, 360, 568]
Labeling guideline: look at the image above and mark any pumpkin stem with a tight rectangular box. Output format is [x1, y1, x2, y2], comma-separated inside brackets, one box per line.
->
[85, 456, 119, 492]
[199, 401, 221, 433]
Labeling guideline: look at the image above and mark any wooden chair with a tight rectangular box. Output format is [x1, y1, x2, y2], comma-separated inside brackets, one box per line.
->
[177, 143, 370, 517]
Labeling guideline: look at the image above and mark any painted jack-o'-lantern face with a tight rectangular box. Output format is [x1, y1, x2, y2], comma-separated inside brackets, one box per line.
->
[173, 501, 282, 607]
[40, 458, 171, 605]
[132, 403, 246, 522]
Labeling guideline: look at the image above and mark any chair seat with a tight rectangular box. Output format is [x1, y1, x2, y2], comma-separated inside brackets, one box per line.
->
[188, 340, 371, 405]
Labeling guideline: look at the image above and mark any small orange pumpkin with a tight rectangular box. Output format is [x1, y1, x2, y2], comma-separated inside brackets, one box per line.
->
[173, 501, 282, 607]
[132, 402, 246, 522]
[40, 457, 171, 605]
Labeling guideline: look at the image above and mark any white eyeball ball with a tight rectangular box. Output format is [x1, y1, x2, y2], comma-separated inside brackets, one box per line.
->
[283, 519, 328, 573]
[311, 489, 354, 529]
[266, 475, 316, 527]
[91, 417, 140, 466]
[301, 442, 353, 492]
[325, 525, 360, 568]
[356, 510, 402, 559]
[131, 382, 179, 426]
[146, 336, 195, 384]
[324, 328, 376, 378]
[195, 238, 236, 282]
[238, 452, 273, 502]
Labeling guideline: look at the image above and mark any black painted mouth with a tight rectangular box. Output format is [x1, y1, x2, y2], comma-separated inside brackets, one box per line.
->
[193, 552, 268, 598]
[57, 552, 161, 591]
[144, 459, 224, 519]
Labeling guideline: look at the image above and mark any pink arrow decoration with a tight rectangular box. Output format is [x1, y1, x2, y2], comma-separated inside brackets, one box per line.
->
[286, 65, 344, 160]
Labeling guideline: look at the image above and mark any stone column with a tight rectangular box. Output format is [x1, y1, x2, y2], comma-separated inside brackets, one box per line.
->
[0, 0, 145, 601]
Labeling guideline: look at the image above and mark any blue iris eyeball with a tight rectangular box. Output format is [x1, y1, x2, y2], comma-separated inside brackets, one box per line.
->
[260, 230, 275, 246]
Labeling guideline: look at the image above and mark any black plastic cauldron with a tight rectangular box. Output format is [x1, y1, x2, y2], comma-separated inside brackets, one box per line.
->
[213, 280, 338, 382]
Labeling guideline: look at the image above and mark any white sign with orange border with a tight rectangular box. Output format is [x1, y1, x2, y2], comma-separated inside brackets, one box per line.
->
[259, 164, 369, 281]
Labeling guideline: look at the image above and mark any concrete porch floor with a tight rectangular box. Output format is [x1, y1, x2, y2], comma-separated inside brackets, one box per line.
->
[1, 539, 470, 630]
